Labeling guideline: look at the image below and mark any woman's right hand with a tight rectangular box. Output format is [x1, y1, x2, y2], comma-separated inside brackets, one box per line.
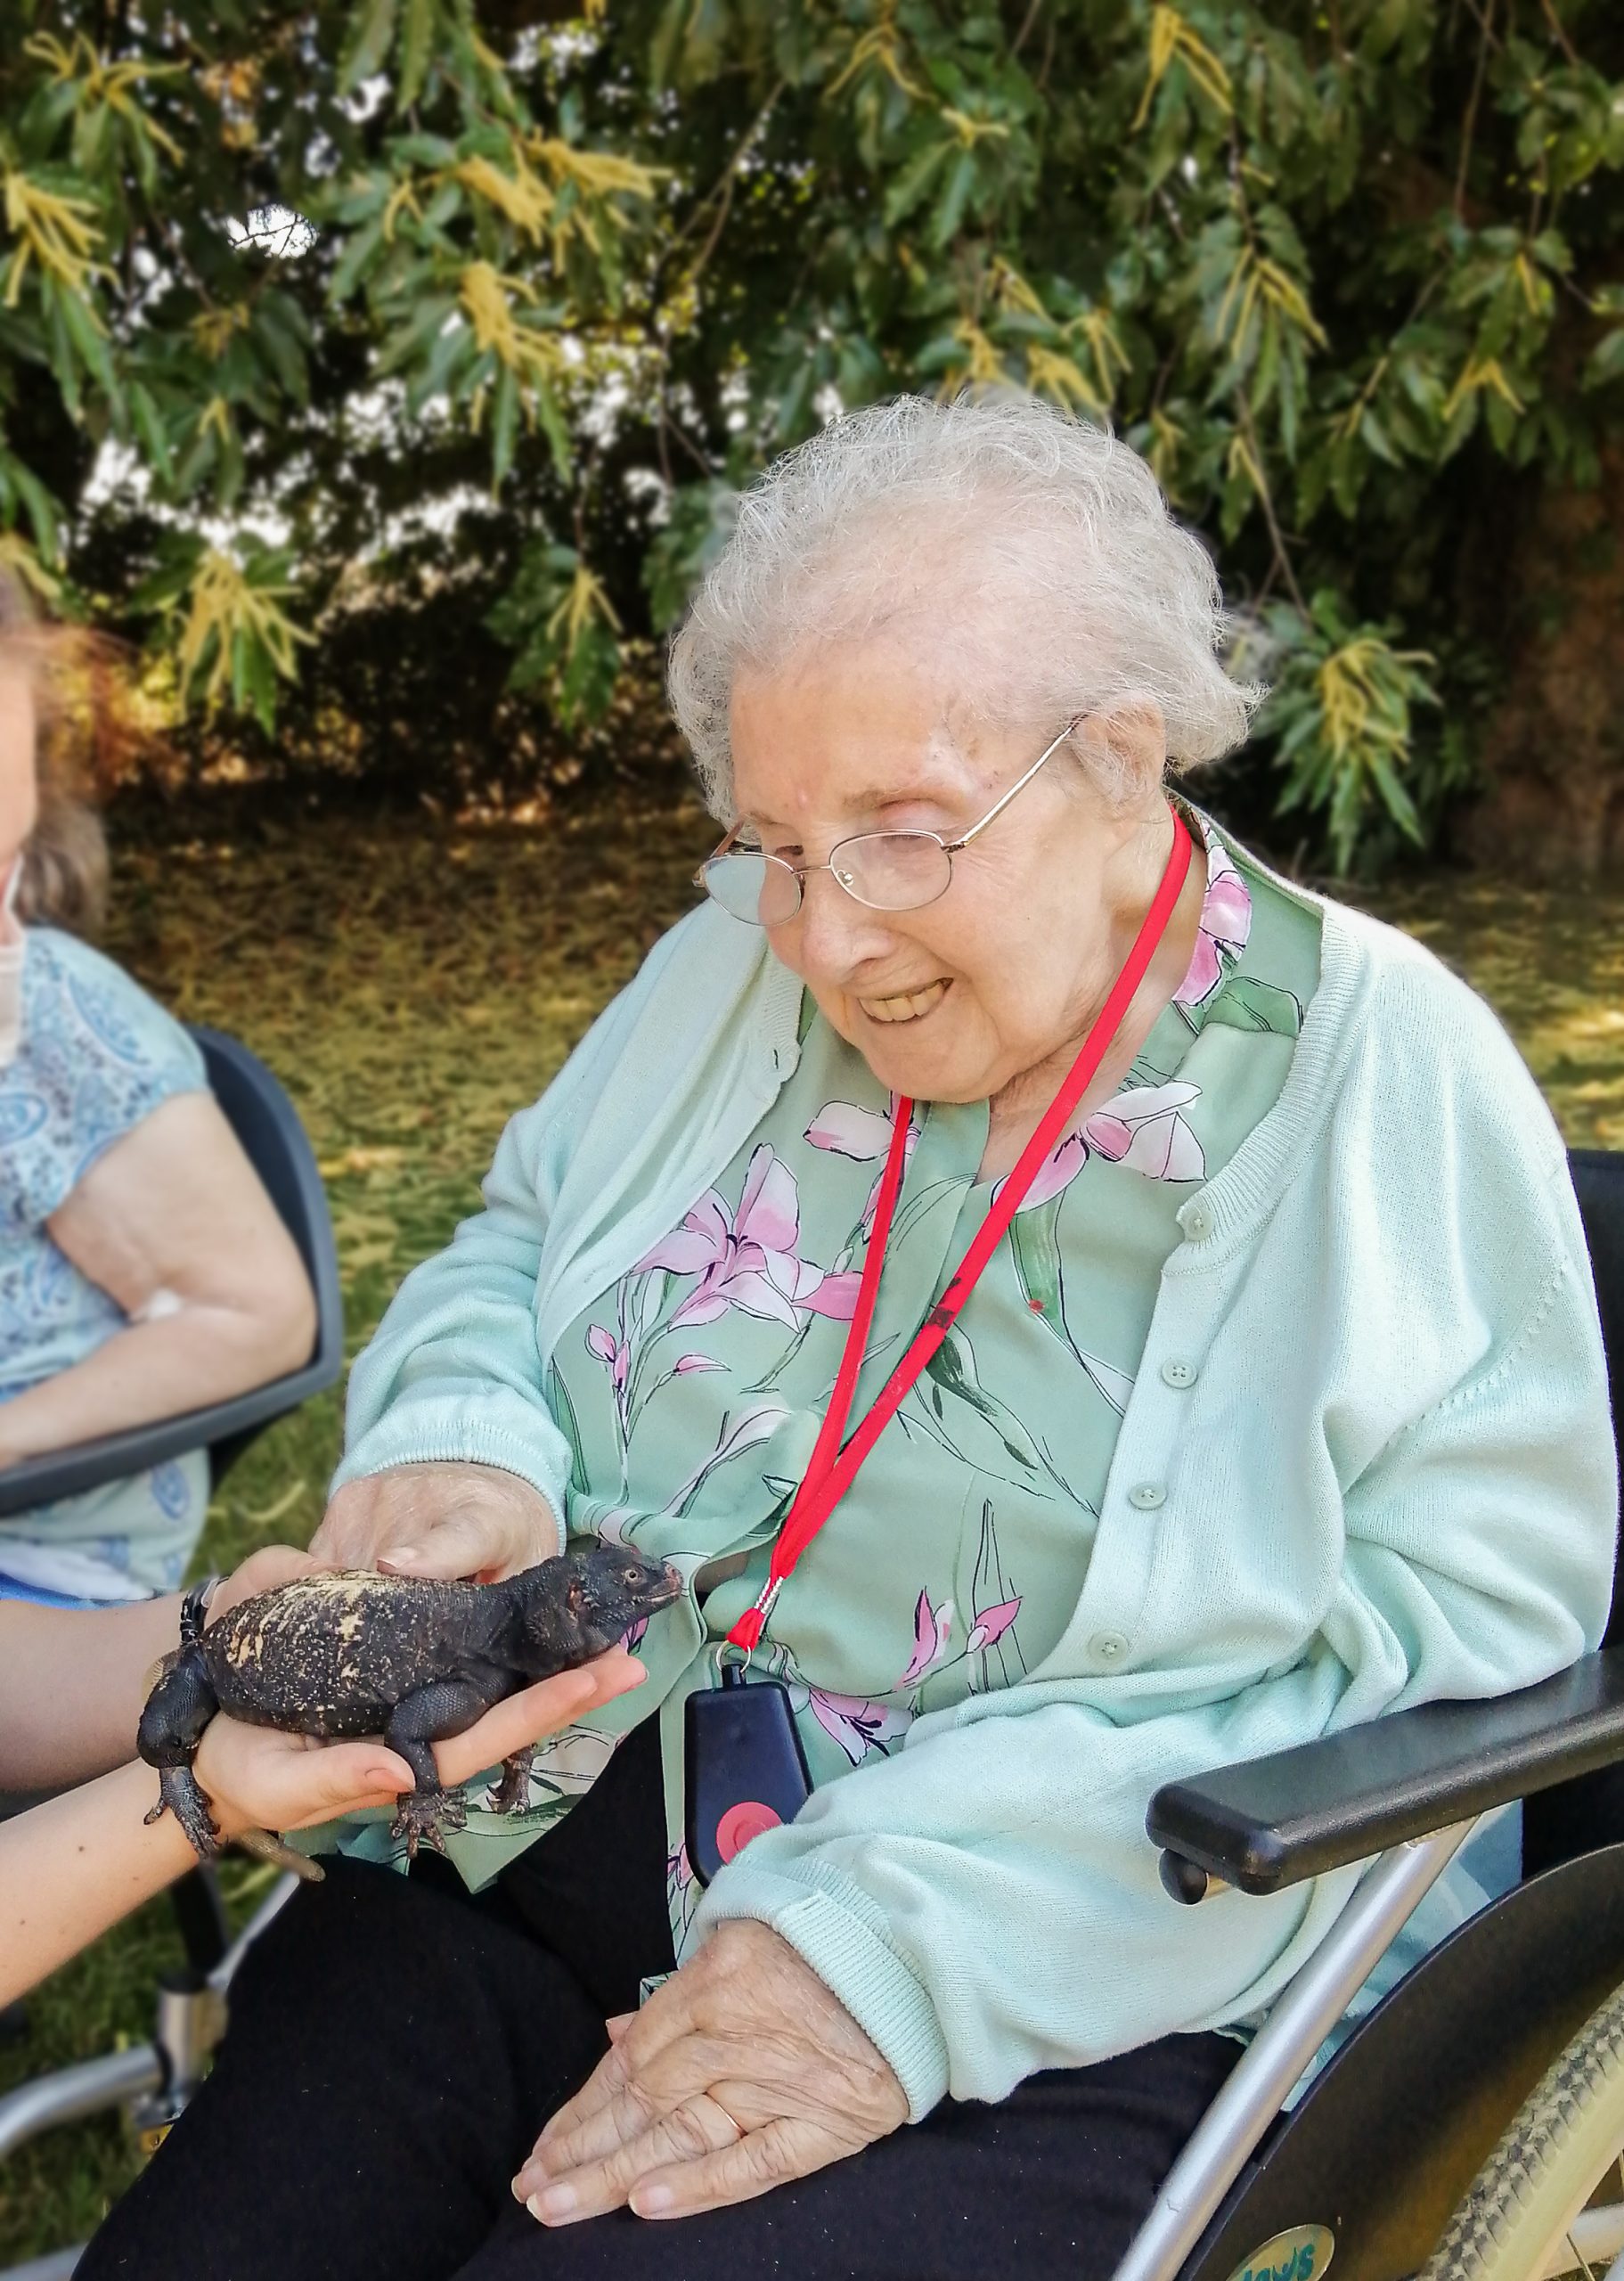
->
[193, 1647, 646, 1839]
[309, 1461, 559, 1583]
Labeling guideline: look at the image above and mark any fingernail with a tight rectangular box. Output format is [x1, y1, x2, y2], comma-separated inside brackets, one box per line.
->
[633, 2186, 673, 2217]
[381, 1549, 420, 1569]
[534, 2185, 575, 2223]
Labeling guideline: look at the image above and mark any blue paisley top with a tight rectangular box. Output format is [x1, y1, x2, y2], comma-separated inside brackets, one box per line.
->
[0, 928, 208, 1601]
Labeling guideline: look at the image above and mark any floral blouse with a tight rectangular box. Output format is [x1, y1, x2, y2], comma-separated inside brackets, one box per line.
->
[339, 819, 1323, 1967]
[0, 928, 209, 1601]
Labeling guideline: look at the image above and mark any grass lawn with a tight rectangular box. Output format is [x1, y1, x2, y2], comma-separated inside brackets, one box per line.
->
[3, 791, 1621, 2263]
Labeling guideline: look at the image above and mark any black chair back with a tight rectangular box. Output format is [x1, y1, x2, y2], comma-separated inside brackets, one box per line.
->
[0, 1026, 343, 1519]
[1521, 1149, 1624, 1875]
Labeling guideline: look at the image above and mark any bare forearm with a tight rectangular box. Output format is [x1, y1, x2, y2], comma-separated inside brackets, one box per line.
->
[0, 1761, 198, 2007]
[0, 1305, 303, 1468]
[0, 1598, 181, 1788]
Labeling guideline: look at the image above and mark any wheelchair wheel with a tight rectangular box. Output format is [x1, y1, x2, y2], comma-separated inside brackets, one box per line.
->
[1422, 1977, 1624, 2281]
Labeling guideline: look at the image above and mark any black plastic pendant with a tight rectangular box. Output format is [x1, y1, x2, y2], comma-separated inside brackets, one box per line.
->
[685, 1664, 812, 1887]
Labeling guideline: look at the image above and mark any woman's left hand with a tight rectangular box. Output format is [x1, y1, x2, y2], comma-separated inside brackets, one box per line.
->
[514, 1920, 908, 2225]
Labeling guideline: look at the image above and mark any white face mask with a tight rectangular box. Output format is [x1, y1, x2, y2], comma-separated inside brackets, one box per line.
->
[0, 857, 24, 1069]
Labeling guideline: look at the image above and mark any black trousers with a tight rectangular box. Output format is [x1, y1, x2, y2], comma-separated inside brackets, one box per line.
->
[79, 1725, 1238, 2281]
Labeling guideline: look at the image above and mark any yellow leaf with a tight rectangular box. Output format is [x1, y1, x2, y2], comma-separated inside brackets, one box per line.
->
[1025, 344, 1105, 414]
[546, 561, 623, 651]
[940, 319, 1008, 396]
[1132, 5, 1232, 132]
[827, 5, 924, 102]
[2, 168, 105, 305]
[192, 304, 250, 360]
[939, 107, 1009, 149]
[1443, 355, 1524, 421]
[527, 138, 663, 206]
[459, 261, 564, 390]
[175, 551, 315, 712]
[454, 151, 555, 244]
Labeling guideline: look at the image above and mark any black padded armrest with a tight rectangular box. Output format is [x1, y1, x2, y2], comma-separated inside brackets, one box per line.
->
[0, 1352, 341, 1520]
[1147, 1646, 1624, 1899]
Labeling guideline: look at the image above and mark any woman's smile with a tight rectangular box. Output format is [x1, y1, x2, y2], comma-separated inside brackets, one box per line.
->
[855, 977, 952, 1024]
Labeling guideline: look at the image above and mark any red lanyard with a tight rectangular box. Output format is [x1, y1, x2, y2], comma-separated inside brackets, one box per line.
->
[728, 805, 1195, 1654]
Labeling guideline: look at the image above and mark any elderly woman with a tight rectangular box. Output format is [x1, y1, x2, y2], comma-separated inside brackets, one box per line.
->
[0, 577, 317, 1603]
[81, 397, 1616, 2281]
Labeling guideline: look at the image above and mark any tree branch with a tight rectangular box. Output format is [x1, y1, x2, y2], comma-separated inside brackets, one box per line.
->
[1454, 0, 1496, 224]
[1236, 396, 1309, 617]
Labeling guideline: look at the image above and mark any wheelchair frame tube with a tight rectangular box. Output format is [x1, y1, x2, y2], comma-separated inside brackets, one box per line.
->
[1112, 1819, 1475, 2281]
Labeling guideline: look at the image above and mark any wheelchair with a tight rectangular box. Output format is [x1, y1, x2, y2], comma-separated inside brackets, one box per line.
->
[0, 1026, 343, 2281]
[1119, 1147, 1624, 2281]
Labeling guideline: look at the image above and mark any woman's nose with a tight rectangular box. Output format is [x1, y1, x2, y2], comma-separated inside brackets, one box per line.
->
[783, 868, 896, 982]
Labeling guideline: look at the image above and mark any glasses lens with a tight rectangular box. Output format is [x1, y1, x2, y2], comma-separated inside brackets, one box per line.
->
[834, 833, 952, 911]
[701, 853, 800, 927]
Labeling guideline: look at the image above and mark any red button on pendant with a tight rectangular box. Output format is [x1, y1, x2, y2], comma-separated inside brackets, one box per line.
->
[714, 1800, 783, 1864]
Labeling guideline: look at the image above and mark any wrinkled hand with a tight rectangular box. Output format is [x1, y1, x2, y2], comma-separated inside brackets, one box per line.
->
[194, 1647, 646, 1839]
[514, 1920, 908, 2225]
[210, 1542, 323, 1623]
[309, 1462, 559, 1582]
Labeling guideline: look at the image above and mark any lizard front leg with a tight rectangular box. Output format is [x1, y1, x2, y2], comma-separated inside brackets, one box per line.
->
[382, 1678, 501, 1860]
[136, 1646, 224, 1861]
[489, 1745, 535, 1816]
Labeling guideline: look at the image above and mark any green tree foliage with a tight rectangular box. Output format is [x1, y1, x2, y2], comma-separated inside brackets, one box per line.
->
[2, 1, 1621, 867]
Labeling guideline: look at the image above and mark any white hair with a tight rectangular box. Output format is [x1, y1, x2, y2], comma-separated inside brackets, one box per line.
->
[667, 393, 1262, 818]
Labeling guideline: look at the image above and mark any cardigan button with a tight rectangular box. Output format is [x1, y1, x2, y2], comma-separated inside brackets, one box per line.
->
[1129, 1483, 1167, 1510]
[1160, 1357, 1197, 1389]
[1089, 1631, 1130, 1664]
[1184, 1204, 1212, 1241]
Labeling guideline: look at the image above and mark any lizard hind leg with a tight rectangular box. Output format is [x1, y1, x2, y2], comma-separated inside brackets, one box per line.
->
[148, 1763, 224, 1860]
[137, 1646, 225, 1860]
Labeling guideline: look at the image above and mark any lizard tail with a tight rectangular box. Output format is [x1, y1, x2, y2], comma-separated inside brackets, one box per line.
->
[233, 1827, 326, 1882]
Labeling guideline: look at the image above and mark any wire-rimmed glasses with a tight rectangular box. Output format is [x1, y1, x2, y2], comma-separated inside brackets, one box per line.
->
[697, 716, 1082, 928]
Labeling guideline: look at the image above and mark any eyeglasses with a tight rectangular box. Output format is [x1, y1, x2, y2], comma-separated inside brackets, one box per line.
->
[697, 716, 1082, 928]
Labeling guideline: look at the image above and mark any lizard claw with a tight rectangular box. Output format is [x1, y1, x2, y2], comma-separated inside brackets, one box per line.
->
[148, 1765, 224, 1861]
[390, 1786, 467, 1860]
[490, 1746, 535, 1816]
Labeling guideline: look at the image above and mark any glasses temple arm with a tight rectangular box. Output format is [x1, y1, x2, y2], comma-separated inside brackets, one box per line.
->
[944, 716, 1083, 853]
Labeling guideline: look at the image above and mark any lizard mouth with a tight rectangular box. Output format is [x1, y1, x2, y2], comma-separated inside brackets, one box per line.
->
[647, 1562, 683, 1610]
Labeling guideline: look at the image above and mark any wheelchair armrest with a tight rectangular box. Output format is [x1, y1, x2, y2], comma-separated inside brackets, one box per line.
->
[1147, 1645, 1624, 1901]
[0, 1354, 340, 1521]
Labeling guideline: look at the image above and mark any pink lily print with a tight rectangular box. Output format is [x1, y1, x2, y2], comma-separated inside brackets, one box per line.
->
[1174, 837, 1251, 1009]
[804, 1091, 918, 1237]
[965, 1502, 1025, 1692]
[967, 1598, 1022, 1656]
[637, 1144, 861, 1328]
[805, 1688, 910, 1765]
[1004, 1080, 1207, 1213]
[900, 1587, 955, 1685]
[897, 1557, 1024, 1709]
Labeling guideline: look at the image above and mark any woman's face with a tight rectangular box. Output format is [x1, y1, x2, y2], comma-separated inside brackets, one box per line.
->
[729, 645, 1164, 1105]
[0, 663, 37, 920]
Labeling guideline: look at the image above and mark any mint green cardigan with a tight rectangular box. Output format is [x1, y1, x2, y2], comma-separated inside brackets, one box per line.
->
[333, 830, 1617, 2119]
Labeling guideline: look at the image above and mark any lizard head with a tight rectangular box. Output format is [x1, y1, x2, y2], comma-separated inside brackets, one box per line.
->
[522, 1544, 681, 1665]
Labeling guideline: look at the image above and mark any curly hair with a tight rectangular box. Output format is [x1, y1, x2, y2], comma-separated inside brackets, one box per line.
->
[668, 392, 1263, 820]
[0, 570, 134, 938]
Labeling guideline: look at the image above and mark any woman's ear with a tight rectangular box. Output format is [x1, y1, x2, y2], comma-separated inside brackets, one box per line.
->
[1079, 699, 1167, 805]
